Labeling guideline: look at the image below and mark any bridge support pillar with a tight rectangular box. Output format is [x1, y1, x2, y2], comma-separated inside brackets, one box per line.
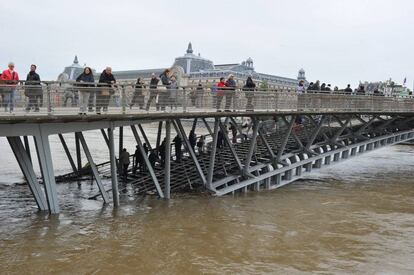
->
[108, 127, 119, 207]
[359, 145, 365, 153]
[305, 162, 312, 172]
[333, 153, 340, 162]
[130, 125, 164, 198]
[324, 155, 331, 165]
[207, 119, 220, 190]
[275, 174, 281, 185]
[34, 132, 59, 214]
[164, 120, 171, 199]
[350, 147, 357, 156]
[342, 150, 349, 159]
[314, 159, 322, 168]
[77, 132, 110, 204]
[8, 136, 48, 211]
[58, 134, 78, 174]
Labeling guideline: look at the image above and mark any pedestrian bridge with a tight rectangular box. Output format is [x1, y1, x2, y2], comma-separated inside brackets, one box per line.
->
[1, 83, 413, 214]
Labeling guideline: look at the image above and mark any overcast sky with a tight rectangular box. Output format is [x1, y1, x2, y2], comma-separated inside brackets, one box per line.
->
[0, 0, 413, 88]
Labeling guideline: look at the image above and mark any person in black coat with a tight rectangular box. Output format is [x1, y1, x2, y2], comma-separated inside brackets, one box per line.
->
[25, 64, 42, 112]
[96, 67, 116, 114]
[173, 135, 182, 163]
[344, 84, 353, 95]
[146, 73, 160, 111]
[130, 77, 146, 110]
[188, 129, 197, 151]
[243, 76, 256, 111]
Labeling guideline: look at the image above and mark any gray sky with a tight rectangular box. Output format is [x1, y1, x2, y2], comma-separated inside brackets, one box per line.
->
[1, 0, 413, 88]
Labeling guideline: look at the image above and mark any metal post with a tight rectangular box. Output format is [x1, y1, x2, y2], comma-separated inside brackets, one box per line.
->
[108, 126, 119, 207]
[277, 115, 296, 161]
[306, 115, 325, 150]
[130, 125, 164, 198]
[119, 126, 123, 161]
[101, 129, 110, 147]
[77, 132, 110, 204]
[23, 136, 32, 163]
[8, 136, 48, 211]
[173, 119, 207, 185]
[58, 134, 78, 173]
[34, 131, 59, 214]
[219, 120, 244, 171]
[207, 118, 220, 190]
[156, 121, 163, 149]
[164, 120, 171, 199]
[121, 86, 126, 114]
[138, 124, 153, 151]
[47, 84, 52, 114]
[75, 133, 82, 172]
[191, 118, 198, 132]
[244, 119, 259, 173]
[201, 118, 213, 136]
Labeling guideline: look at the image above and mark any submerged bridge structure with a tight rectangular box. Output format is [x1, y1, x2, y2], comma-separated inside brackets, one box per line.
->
[1, 82, 414, 214]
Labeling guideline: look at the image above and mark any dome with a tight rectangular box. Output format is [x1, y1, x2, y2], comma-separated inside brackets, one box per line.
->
[172, 42, 214, 74]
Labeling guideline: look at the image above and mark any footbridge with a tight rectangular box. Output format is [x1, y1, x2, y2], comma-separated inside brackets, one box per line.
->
[1, 82, 414, 214]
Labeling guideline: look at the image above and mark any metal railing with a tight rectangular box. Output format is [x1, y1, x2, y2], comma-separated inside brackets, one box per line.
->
[0, 81, 413, 116]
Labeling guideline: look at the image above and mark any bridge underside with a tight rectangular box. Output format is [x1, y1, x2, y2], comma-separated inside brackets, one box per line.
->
[2, 112, 414, 214]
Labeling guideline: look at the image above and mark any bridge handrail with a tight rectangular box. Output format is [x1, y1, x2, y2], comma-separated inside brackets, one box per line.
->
[0, 81, 413, 116]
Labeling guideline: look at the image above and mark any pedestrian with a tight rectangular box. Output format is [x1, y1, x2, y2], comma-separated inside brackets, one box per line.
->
[130, 77, 146, 110]
[296, 80, 305, 94]
[96, 67, 116, 114]
[307, 82, 314, 93]
[119, 148, 130, 181]
[1, 62, 19, 113]
[229, 123, 237, 143]
[216, 77, 226, 111]
[313, 80, 321, 92]
[173, 135, 182, 163]
[149, 150, 157, 168]
[159, 69, 171, 111]
[195, 81, 204, 108]
[225, 74, 236, 111]
[197, 136, 205, 155]
[357, 84, 365, 95]
[217, 129, 225, 149]
[24, 64, 42, 112]
[76, 67, 95, 115]
[133, 145, 143, 173]
[189, 129, 197, 151]
[159, 139, 166, 167]
[243, 76, 256, 111]
[146, 73, 160, 111]
[169, 75, 178, 110]
[344, 84, 353, 95]
[320, 83, 327, 92]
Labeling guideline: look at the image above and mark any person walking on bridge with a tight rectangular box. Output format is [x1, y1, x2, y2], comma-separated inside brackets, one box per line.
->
[344, 84, 353, 95]
[173, 135, 182, 163]
[159, 69, 171, 111]
[76, 67, 95, 115]
[130, 77, 146, 110]
[1, 62, 19, 113]
[146, 73, 160, 111]
[216, 77, 226, 111]
[24, 64, 42, 112]
[96, 67, 116, 114]
[119, 148, 130, 181]
[225, 74, 236, 112]
[243, 76, 256, 111]
[189, 129, 197, 151]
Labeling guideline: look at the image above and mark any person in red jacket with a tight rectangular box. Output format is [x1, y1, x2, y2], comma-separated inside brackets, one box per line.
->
[1, 62, 19, 112]
[216, 77, 226, 111]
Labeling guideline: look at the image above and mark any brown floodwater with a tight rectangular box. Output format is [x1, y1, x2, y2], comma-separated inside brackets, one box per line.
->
[0, 133, 414, 274]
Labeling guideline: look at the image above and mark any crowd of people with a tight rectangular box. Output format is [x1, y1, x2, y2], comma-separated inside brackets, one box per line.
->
[2, 61, 389, 115]
[296, 79, 382, 96]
